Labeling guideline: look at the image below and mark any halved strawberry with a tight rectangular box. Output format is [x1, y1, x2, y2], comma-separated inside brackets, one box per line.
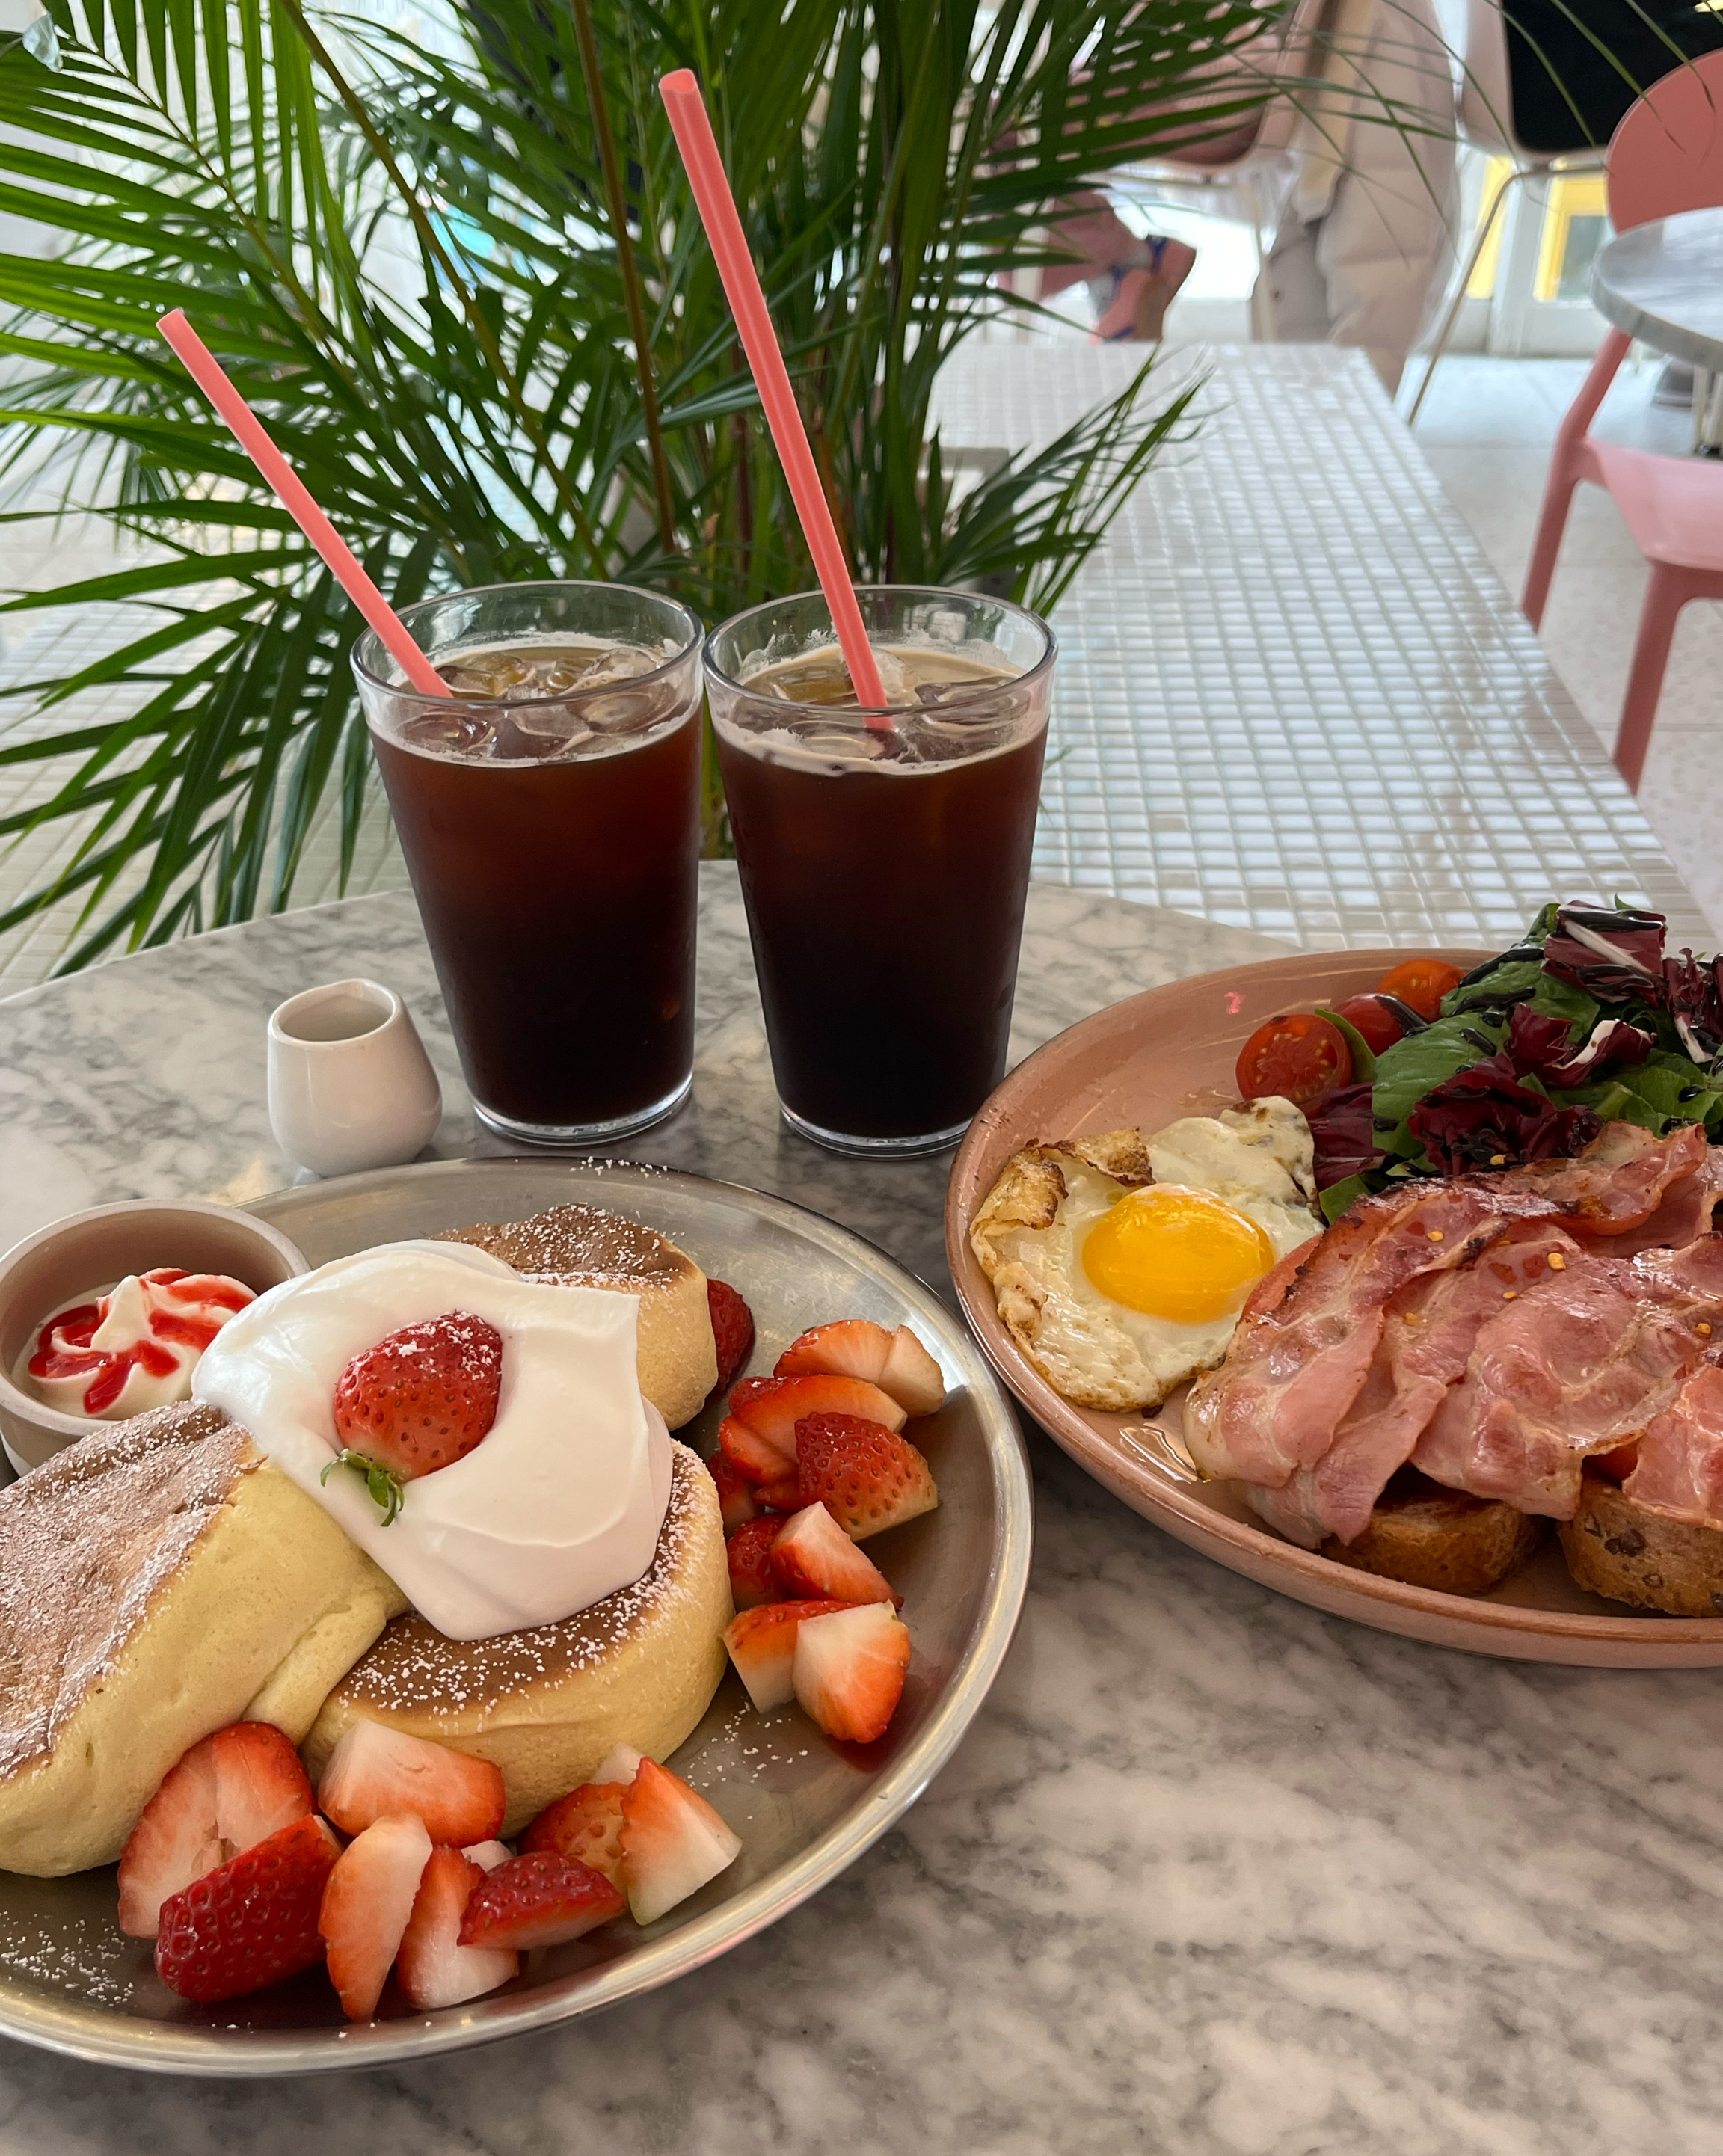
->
[728, 1374, 906, 1474]
[396, 1846, 518, 2009]
[795, 1413, 939, 1541]
[755, 1472, 802, 1511]
[772, 1503, 901, 1606]
[618, 1758, 742, 1926]
[328, 1309, 504, 1525]
[458, 1851, 624, 1950]
[725, 1515, 783, 1609]
[879, 1328, 945, 1418]
[119, 1721, 314, 1938]
[707, 1448, 759, 1531]
[793, 1603, 912, 1744]
[774, 1320, 891, 1386]
[155, 1813, 341, 2004]
[317, 1722, 506, 1846]
[718, 1414, 785, 1485]
[775, 1322, 945, 1416]
[463, 1840, 512, 1873]
[520, 1783, 628, 1888]
[593, 1742, 644, 1785]
[707, 1280, 755, 1392]
[722, 1598, 855, 1712]
[318, 1813, 432, 2021]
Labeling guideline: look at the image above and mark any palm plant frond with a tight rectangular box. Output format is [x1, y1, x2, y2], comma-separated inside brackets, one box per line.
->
[0, 0, 1303, 967]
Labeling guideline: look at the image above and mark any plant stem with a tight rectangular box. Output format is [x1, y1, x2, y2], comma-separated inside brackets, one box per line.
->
[570, 0, 676, 555]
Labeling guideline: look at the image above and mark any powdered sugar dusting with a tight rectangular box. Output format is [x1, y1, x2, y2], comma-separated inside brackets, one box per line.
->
[437, 1203, 692, 1289]
[0, 1401, 254, 1779]
[334, 1441, 713, 1716]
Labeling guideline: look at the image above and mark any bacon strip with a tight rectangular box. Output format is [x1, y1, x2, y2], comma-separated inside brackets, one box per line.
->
[1623, 1364, 1723, 1528]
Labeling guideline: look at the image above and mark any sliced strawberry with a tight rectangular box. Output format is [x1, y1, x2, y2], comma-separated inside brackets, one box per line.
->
[462, 1840, 512, 1873]
[155, 1814, 341, 2004]
[725, 1516, 784, 1610]
[458, 1851, 624, 1950]
[722, 1599, 855, 1712]
[755, 1472, 802, 1511]
[775, 1319, 891, 1386]
[772, 1503, 901, 1606]
[317, 1722, 506, 1846]
[706, 1448, 760, 1531]
[396, 1846, 517, 2009]
[119, 1722, 313, 1938]
[774, 1322, 944, 1416]
[618, 1758, 742, 1926]
[719, 1414, 785, 1485]
[211, 1721, 316, 1849]
[328, 1309, 504, 1524]
[593, 1742, 644, 1785]
[793, 1603, 912, 1743]
[728, 1374, 906, 1473]
[707, 1279, 755, 1392]
[520, 1782, 628, 1888]
[318, 1813, 432, 2021]
[795, 1413, 939, 1541]
[879, 1328, 945, 1417]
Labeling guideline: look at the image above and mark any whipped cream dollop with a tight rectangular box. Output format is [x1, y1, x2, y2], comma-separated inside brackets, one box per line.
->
[25, 1268, 256, 1420]
[191, 1241, 671, 1641]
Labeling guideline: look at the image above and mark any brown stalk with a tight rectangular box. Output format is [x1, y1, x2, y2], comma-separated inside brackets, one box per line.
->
[569, 0, 676, 554]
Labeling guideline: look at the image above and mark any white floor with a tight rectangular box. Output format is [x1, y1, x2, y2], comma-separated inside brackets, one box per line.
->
[1405, 349, 1723, 939]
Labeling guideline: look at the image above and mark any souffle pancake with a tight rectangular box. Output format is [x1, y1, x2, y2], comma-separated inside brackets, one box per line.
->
[437, 1202, 717, 1428]
[0, 1400, 405, 1876]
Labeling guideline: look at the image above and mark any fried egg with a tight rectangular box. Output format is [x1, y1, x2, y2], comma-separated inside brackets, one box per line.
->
[968, 1098, 1320, 1411]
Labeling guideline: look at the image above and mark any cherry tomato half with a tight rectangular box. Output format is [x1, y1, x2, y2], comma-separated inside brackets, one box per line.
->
[1375, 957, 1465, 1022]
[1235, 1012, 1351, 1111]
[1331, 992, 1407, 1056]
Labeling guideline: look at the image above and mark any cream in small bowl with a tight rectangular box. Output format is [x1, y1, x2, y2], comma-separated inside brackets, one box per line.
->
[0, 1200, 308, 1473]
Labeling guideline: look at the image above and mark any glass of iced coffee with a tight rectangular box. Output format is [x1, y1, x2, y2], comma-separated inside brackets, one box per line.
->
[353, 580, 703, 1145]
[705, 586, 1055, 1156]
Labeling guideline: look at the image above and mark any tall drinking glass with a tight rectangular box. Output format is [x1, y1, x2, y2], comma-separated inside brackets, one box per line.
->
[706, 586, 1055, 1156]
[354, 580, 703, 1145]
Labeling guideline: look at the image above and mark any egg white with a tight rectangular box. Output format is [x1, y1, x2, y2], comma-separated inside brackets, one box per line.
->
[971, 1101, 1320, 1411]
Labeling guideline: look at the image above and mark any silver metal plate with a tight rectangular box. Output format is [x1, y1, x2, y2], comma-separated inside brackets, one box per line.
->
[0, 1159, 1031, 2075]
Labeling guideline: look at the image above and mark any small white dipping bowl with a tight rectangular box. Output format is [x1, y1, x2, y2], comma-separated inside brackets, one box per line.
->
[0, 1198, 308, 1474]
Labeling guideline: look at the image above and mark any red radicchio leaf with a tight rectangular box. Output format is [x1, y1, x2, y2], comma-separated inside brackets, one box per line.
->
[1540, 905, 1667, 1005]
[1664, 949, 1723, 1064]
[1407, 1053, 1603, 1175]
[1307, 1081, 1380, 1191]
[1505, 1004, 1653, 1087]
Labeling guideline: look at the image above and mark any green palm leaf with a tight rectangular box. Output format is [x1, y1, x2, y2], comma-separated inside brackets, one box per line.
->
[0, 0, 1308, 968]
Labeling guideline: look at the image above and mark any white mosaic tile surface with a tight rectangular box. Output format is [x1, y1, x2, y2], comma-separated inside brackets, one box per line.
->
[0, 343, 1705, 986]
[937, 341, 1709, 949]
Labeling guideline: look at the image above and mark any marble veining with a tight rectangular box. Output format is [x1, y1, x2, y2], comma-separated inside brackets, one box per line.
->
[1, 870, 1722, 2153]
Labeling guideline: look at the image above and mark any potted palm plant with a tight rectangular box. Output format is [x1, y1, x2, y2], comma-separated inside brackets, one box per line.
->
[0, 0, 1290, 968]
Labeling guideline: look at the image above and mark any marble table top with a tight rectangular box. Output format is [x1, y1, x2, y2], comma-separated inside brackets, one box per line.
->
[4, 867, 1723, 2155]
[1593, 208, 1723, 375]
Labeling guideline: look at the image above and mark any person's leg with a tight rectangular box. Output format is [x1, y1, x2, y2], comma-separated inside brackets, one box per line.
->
[1093, 236, 1199, 341]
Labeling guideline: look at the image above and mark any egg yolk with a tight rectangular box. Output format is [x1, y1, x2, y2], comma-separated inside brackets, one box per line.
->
[1081, 1186, 1275, 1324]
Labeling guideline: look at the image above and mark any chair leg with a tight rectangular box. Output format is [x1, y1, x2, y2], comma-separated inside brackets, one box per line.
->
[1522, 327, 1633, 628]
[1405, 165, 1525, 426]
[1613, 565, 1690, 793]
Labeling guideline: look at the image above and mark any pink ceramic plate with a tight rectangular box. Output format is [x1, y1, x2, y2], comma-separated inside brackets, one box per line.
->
[947, 948, 1723, 1668]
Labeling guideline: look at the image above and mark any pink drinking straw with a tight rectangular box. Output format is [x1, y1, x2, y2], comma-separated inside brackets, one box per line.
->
[156, 310, 452, 699]
[657, 70, 889, 721]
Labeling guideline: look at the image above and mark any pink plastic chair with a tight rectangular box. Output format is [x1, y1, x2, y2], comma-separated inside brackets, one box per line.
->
[1522, 52, 1723, 791]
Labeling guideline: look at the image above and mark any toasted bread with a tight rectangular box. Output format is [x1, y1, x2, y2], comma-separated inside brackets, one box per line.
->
[1558, 1468, 1723, 1616]
[1321, 1475, 1542, 1597]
